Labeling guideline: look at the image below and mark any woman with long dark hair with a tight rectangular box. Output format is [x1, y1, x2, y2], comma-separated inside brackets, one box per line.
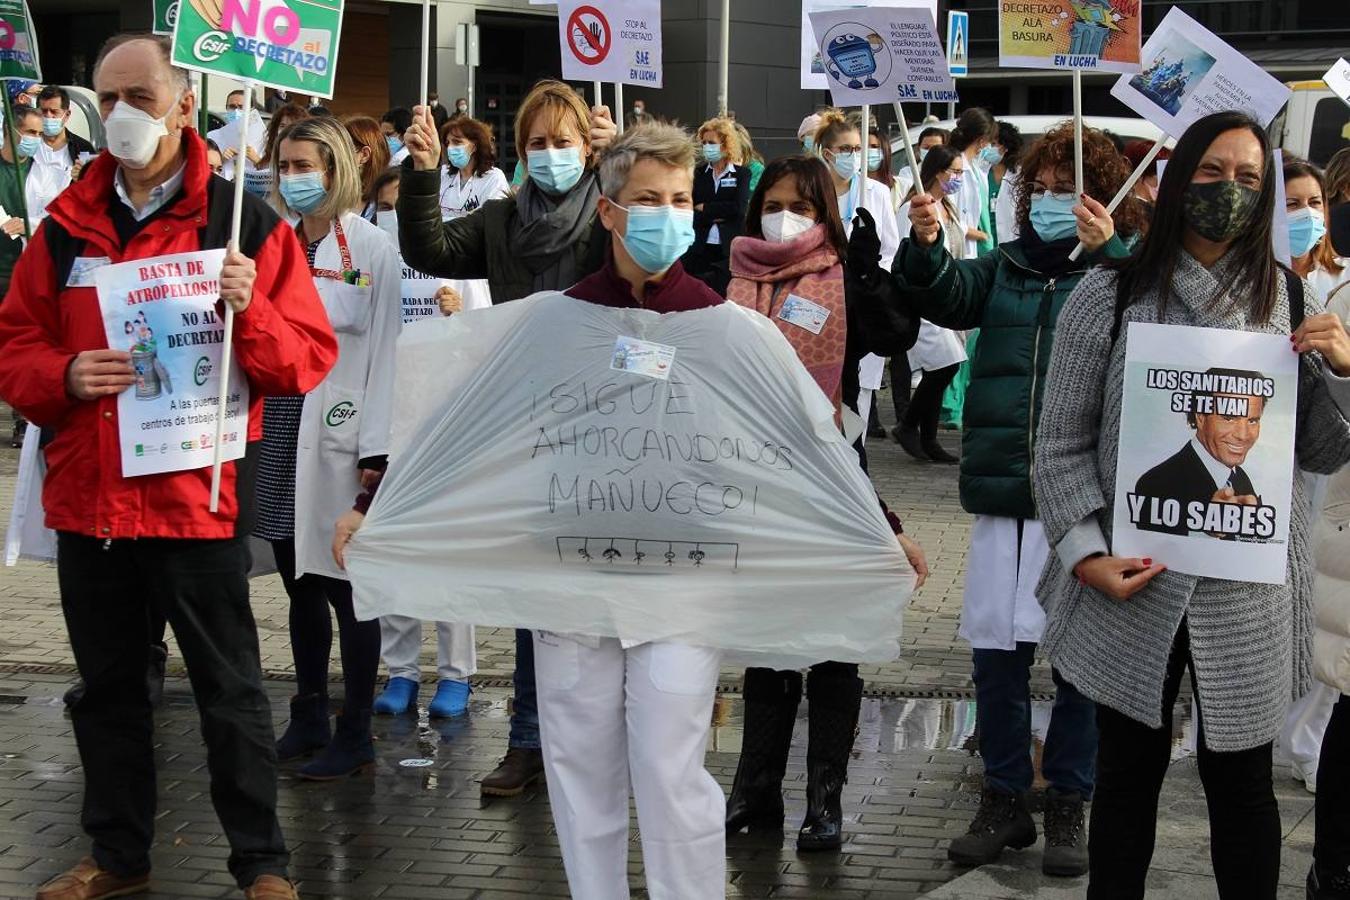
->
[1034, 111, 1350, 898]
[722, 154, 928, 852]
[948, 107, 998, 257]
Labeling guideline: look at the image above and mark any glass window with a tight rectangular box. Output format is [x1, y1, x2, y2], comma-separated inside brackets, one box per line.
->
[1309, 97, 1350, 168]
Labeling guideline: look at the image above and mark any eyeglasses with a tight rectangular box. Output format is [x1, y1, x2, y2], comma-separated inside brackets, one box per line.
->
[1029, 182, 1077, 198]
[828, 145, 863, 155]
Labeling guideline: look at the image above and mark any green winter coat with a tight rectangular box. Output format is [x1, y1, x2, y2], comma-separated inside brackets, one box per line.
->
[891, 234, 1132, 519]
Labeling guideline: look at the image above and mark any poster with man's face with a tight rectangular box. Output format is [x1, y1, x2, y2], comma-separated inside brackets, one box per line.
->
[1112, 322, 1298, 585]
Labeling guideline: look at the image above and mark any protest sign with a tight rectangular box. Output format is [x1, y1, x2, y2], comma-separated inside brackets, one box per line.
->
[152, 0, 179, 36]
[557, 0, 662, 88]
[94, 250, 250, 479]
[1111, 7, 1290, 139]
[800, 0, 935, 90]
[1273, 148, 1291, 267]
[0, 0, 40, 81]
[1112, 322, 1297, 585]
[998, 0, 1141, 73]
[346, 294, 915, 666]
[947, 10, 968, 77]
[807, 5, 956, 107]
[171, 0, 344, 99]
[399, 264, 449, 324]
[1326, 58, 1350, 108]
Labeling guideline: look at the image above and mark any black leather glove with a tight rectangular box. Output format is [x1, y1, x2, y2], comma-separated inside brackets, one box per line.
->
[847, 206, 882, 275]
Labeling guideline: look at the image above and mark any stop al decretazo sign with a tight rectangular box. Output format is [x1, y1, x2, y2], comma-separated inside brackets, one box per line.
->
[171, 0, 345, 99]
[557, 0, 663, 88]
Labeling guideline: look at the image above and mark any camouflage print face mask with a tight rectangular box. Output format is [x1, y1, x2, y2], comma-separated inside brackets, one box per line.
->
[1181, 180, 1260, 243]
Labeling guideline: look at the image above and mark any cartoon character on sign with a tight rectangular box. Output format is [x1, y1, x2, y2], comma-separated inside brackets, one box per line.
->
[823, 31, 886, 90]
[123, 313, 173, 401]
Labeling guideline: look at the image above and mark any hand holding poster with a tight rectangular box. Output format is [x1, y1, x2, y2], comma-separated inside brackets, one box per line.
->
[807, 5, 957, 107]
[557, 0, 662, 88]
[1112, 323, 1297, 585]
[171, 0, 344, 99]
[1111, 7, 1290, 138]
[998, 0, 1140, 73]
[94, 250, 250, 479]
[0, 0, 40, 81]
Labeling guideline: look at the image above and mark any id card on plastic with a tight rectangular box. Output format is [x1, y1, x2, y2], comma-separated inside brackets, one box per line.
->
[777, 294, 830, 334]
[611, 335, 676, 380]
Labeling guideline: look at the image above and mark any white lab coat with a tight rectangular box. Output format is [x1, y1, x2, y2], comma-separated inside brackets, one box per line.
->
[959, 516, 1051, 650]
[897, 200, 968, 373]
[956, 153, 991, 258]
[994, 167, 1021, 245]
[1309, 259, 1350, 307]
[294, 213, 403, 580]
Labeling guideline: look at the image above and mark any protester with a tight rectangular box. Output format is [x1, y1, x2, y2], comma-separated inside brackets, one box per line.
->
[1033, 110, 1350, 899]
[875, 123, 1141, 877]
[896, 126, 949, 198]
[684, 116, 750, 294]
[628, 97, 651, 128]
[207, 89, 266, 183]
[428, 93, 449, 131]
[342, 115, 391, 222]
[381, 107, 412, 165]
[438, 115, 510, 222]
[1328, 147, 1350, 206]
[0, 106, 39, 262]
[205, 138, 224, 175]
[393, 78, 616, 797]
[866, 125, 899, 210]
[733, 122, 765, 193]
[989, 121, 1024, 245]
[1123, 139, 1172, 224]
[0, 33, 338, 900]
[892, 146, 968, 464]
[35, 85, 95, 188]
[252, 103, 310, 200]
[948, 108, 998, 257]
[1286, 159, 1350, 306]
[8, 79, 38, 109]
[260, 116, 402, 782]
[452, 97, 469, 119]
[724, 154, 928, 851]
[798, 113, 822, 154]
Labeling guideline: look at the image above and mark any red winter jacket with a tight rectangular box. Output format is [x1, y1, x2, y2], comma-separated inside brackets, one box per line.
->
[0, 130, 337, 540]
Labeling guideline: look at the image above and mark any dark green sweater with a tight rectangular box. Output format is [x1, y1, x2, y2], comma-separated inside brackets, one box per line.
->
[0, 156, 30, 290]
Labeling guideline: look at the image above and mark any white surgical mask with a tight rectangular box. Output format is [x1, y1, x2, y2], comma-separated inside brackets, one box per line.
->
[761, 209, 816, 244]
[376, 209, 399, 241]
[104, 98, 176, 170]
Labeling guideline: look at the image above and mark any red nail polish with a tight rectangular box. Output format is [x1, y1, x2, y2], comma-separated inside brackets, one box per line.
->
[1143, 558, 1152, 566]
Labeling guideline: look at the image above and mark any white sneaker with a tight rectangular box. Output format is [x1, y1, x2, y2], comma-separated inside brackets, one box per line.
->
[1291, 761, 1318, 794]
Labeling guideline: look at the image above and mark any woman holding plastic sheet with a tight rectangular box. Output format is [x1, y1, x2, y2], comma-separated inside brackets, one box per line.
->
[722, 153, 928, 852]
[861, 123, 1141, 877]
[1032, 111, 1350, 899]
[391, 78, 617, 798]
[257, 117, 402, 780]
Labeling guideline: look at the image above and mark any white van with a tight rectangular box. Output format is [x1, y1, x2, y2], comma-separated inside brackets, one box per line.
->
[1271, 81, 1350, 167]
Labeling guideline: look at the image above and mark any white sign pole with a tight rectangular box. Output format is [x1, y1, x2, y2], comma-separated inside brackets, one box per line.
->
[1067, 135, 1164, 262]
[717, 0, 730, 116]
[855, 104, 869, 221]
[614, 81, 625, 133]
[210, 79, 254, 513]
[592, 80, 603, 108]
[893, 101, 922, 197]
[1072, 68, 1084, 197]
[419, 0, 431, 111]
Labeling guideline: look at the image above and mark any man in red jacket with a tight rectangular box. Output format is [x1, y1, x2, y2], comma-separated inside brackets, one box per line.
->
[0, 35, 338, 900]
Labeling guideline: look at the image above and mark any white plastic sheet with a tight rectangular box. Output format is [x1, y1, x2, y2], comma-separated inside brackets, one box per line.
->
[346, 292, 915, 666]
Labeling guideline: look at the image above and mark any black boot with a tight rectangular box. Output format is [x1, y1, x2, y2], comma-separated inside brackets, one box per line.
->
[298, 709, 375, 780]
[948, 785, 1037, 866]
[894, 424, 929, 462]
[275, 693, 331, 762]
[1309, 865, 1350, 898]
[921, 437, 959, 464]
[726, 669, 801, 835]
[1041, 788, 1088, 877]
[796, 669, 863, 853]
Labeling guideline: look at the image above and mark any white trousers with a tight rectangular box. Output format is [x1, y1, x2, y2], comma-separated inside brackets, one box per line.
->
[1281, 681, 1338, 770]
[533, 633, 726, 900]
[378, 616, 476, 681]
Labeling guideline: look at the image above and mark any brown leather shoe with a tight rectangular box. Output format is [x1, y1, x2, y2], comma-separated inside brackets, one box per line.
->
[243, 875, 298, 900]
[479, 747, 545, 797]
[35, 858, 149, 900]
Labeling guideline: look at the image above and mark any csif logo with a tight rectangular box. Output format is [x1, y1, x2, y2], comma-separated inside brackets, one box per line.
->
[193, 356, 212, 387]
[193, 30, 232, 63]
[326, 401, 358, 426]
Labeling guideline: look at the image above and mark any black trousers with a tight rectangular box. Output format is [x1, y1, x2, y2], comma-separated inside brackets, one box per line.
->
[1316, 693, 1350, 875]
[270, 538, 379, 714]
[1087, 619, 1280, 900]
[889, 354, 912, 424]
[902, 364, 960, 441]
[57, 532, 288, 887]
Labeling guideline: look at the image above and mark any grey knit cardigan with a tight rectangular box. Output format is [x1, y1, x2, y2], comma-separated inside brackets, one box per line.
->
[1033, 251, 1350, 752]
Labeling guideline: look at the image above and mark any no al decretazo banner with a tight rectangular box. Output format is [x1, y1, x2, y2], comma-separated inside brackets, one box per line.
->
[171, 0, 344, 99]
[0, 0, 40, 82]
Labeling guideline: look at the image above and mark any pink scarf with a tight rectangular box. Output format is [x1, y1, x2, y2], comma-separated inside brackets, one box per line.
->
[727, 225, 847, 410]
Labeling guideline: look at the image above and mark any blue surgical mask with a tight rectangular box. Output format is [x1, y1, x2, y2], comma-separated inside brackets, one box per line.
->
[940, 175, 964, 195]
[386, 135, 403, 156]
[447, 145, 472, 170]
[702, 142, 723, 164]
[803, 136, 816, 154]
[1030, 192, 1080, 242]
[1288, 206, 1327, 258]
[979, 145, 1003, 166]
[225, 108, 244, 123]
[830, 150, 860, 181]
[279, 172, 328, 214]
[41, 117, 62, 138]
[17, 135, 40, 159]
[527, 146, 584, 195]
[867, 148, 883, 173]
[610, 201, 695, 274]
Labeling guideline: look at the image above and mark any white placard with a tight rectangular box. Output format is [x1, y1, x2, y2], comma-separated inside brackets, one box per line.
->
[557, 0, 663, 88]
[1325, 58, 1350, 108]
[1110, 7, 1291, 140]
[800, 0, 935, 91]
[1112, 322, 1297, 585]
[807, 4, 956, 107]
[996, 0, 1142, 74]
[95, 250, 249, 478]
[1273, 148, 1291, 267]
[401, 263, 450, 324]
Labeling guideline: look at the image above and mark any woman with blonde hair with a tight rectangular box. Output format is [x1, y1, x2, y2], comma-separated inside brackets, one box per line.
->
[342, 115, 391, 221]
[259, 116, 403, 780]
[393, 77, 616, 797]
[683, 115, 750, 294]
